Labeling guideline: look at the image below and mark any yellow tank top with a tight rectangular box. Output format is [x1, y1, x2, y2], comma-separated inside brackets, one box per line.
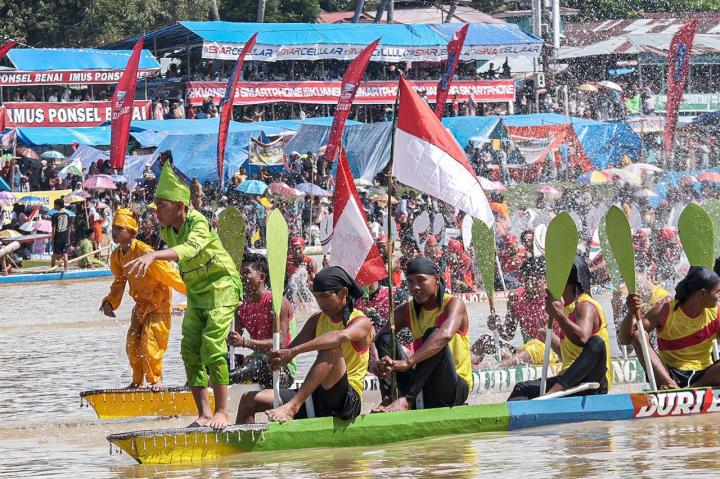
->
[657, 300, 719, 371]
[560, 294, 614, 388]
[315, 309, 371, 396]
[408, 292, 472, 390]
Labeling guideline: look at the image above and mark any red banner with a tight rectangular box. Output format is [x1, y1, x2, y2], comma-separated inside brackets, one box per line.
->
[325, 39, 379, 163]
[110, 38, 144, 170]
[186, 79, 516, 106]
[217, 33, 258, 189]
[2, 101, 150, 128]
[664, 18, 698, 153]
[435, 24, 469, 119]
[0, 69, 157, 86]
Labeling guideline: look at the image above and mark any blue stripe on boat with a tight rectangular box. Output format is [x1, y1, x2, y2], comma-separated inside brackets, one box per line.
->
[0, 268, 112, 284]
[508, 394, 635, 430]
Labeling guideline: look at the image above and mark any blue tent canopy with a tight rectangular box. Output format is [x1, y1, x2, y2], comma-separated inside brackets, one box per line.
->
[6, 48, 159, 71]
[431, 23, 542, 53]
[441, 116, 506, 149]
[15, 126, 111, 146]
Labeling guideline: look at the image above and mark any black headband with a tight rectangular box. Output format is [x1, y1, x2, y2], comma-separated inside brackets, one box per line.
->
[313, 266, 363, 325]
[405, 257, 440, 277]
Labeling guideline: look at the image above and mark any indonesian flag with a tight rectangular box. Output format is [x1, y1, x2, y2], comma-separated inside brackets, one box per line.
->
[393, 77, 494, 227]
[110, 38, 144, 169]
[331, 148, 387, 285]
[27, 204, 41, 223]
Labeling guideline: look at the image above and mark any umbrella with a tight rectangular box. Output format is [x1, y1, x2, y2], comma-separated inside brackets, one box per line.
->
[296, 182, 332, 196]
[63, 194, 87, 204]
[604, 168, 642, 186]
[479, 177, 507, 192]
[354, 178, 374, 187]
[236, 180, 268, 195]
[20, 219, 52, 233]
[268, 181, 302, 197]
[111, 174, 128, 183]
[40, 150, 65, 160]
[48, 208, 77, 217]
[72, 190, 91, 199]
[635, 189, 658, 198]
[697, 172, 720, 183]
[680, 175, 699, 185]
[578, 83, 598, 92]
[16, 147, 39, 160]
[0, 229, 23, 239]
[0, 191, 15, 206]
[599, 80, 623, 92]
[94, 201, 110, 210]
[579, 171, 611, 185]
[60, 159, 83, 178]
[83, 174, 117, 190]
[623, 163, 662, 174]
[537, 185, 560, 194]
[17, 195, 46, 205]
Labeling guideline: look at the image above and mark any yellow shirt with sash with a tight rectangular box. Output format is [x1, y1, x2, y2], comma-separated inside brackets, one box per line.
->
[560, 293, 613, 388]
[408, 292, 473, 389]
[657, 300, 719, 371]
[315, 309, 371, 395]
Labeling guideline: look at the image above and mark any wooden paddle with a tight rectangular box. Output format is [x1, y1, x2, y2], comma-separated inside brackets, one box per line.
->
[541, 212, 578, 396]
[266, 209, 288, 408]
[678, 203, 720, 361]
[599, 216, 627, 358]
[217, 206, 246, 371]
[605, 205, 657, 391]
[471, 220, 502, 362]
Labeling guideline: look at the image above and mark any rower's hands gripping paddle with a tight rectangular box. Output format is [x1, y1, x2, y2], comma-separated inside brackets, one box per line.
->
[541, 212, 578, 396]
[472, 220, 502, 362]
[218, 206, 246, 371]
[266, 209, 288, 408]
[605, 205, 657, 391]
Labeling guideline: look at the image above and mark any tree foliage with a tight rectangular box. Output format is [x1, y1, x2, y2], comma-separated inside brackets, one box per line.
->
[219, 0, 321, 23]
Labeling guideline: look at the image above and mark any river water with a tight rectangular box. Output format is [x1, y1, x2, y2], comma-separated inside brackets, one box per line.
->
[2, 278, 720, 478]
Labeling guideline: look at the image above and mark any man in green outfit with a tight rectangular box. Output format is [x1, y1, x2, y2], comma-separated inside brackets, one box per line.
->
[126, 161, 242, 430]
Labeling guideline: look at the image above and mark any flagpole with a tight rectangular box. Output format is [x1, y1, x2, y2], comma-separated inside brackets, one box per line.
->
[386, 80, 401, 401]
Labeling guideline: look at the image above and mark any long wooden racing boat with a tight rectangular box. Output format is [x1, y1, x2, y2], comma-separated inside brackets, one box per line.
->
[107, 387, 720, 464]
[0, 267, 111, 284]
[82, 358, 646, 420]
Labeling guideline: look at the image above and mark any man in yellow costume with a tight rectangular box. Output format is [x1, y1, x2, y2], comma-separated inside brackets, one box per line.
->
[100, 208, 186, 390]
[125, 161, 242, 430]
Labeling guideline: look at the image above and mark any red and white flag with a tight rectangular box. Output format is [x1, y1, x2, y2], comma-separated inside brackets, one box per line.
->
[393, 77, 494, 227]
[109, 38, 144, 169]
[434, 24, 469, 119]
[331, 148, 387, 285]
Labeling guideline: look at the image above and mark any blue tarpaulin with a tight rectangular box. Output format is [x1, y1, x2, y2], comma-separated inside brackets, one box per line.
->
[441, 116, 505, 148]
[648, 166, 720, 208]
[15, 126, 111, 146]
[6, 48, 159, 71]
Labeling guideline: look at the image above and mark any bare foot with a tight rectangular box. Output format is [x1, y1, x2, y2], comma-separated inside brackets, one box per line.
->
[207, 411, 230, 430]
[149, 381, 165, 392]
[371, 397, 394, 413]
[380, 396, 411, 413]
[545, 383, 565, 395]
[187, 415, 211, 428]
[266, 402, 300, 423]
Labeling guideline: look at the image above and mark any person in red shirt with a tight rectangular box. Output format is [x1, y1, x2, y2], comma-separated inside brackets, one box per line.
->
[285, 236, 317, 287]
[447, 239, 476, 292]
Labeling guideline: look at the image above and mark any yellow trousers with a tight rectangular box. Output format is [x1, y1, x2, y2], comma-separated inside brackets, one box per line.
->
[126, 304, 171, 385]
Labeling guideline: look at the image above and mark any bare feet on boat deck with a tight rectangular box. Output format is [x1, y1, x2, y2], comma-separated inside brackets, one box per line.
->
[149, 381, 165, 391]
[207, 411, 230, 430]
[370, 397, 394, 413]
[266, 402, 300, 423]
[187, 415, 212, 427]
[379, 396, 411, 413]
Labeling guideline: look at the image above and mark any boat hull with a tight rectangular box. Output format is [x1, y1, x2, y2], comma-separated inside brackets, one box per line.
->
[80, 388, 214, 420]
[0, 268, 112, 284]
[107, 387, 720, 464]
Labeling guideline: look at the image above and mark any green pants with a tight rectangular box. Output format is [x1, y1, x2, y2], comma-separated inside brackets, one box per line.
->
[181, 305, 235, 387]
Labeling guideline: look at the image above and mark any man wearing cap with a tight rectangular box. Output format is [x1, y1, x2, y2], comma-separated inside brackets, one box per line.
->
[371, 256, 472, 412]
[100, 208, 186, 390]
[286, 236, 317, 287]
[125, 161, 242, 430]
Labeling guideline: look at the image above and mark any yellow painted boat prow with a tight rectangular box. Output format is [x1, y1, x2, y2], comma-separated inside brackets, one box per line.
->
[80, 387, 214, 420]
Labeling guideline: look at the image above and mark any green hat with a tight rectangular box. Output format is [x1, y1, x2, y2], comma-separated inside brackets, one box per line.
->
[155, 161, 191, 205]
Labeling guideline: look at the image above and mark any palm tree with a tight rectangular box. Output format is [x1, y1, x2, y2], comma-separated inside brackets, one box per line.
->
[257, 0, 266, 22]
[352, 0, 366, 22]
[210, 0, 220, 20]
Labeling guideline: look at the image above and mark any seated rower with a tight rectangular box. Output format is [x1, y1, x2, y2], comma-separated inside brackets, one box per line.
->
[508, 255, 613, 400]
[228, 253, 295, 389]
[235, 266, 372, 423]
[620, 266, 720, 389]
[472, 257, 561, 367]
[371, 256, 472, 412]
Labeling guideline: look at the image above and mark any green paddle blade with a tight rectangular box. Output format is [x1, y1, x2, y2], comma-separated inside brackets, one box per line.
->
[599, 214, 622, 290]
[605, 205, 636, 293]
[702, 199, 720, 258]
[217, 206, 246, 270]
[545, 212, 578, 300]
[678, 203, 715, 268]
[266, 209, 289, 317]
[471, 220, 495, 302]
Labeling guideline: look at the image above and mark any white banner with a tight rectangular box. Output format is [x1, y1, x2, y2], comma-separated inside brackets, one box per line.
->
[202, 41, 541, 62]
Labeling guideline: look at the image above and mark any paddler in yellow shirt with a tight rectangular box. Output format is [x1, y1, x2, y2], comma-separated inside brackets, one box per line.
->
[100, 208, 186, 390]
[508, 255, 613, 400]
[370, 256, 473, 412]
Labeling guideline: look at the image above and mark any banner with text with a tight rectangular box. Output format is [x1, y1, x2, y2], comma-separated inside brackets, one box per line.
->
[0, 69, 158, 86]
[186, 79, 515, 106]
[202, 42, 541, 62]
[1, 101, 151, 128]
